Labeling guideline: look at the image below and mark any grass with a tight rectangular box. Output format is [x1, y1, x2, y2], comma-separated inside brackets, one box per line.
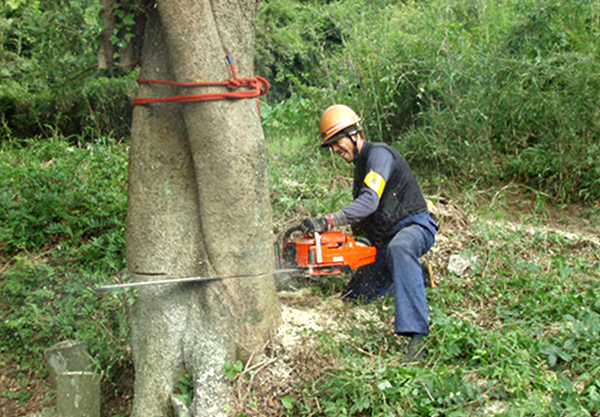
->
[0, 134, 599, 416]
[281, 196, 600, 416]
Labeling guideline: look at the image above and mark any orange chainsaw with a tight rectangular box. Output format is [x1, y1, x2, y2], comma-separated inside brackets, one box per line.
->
[97, 227, 376, 290]
[276, 226, 377, 276]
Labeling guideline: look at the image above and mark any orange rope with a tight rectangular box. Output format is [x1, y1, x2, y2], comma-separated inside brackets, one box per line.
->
[133, 55, 269, 115]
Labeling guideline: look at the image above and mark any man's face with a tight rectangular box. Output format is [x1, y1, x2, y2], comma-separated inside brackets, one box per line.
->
[329, 136, 355, 163]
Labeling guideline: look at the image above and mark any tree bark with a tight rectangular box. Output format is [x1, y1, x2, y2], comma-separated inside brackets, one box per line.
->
[126, 2, 280, 416]
[97, 0, 115, 69]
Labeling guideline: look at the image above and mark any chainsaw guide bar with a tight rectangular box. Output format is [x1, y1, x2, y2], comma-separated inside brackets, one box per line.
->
[96, 269, 301, 290]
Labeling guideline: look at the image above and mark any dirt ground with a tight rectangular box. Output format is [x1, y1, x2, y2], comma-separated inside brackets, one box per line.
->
[0, 368, 53, 417]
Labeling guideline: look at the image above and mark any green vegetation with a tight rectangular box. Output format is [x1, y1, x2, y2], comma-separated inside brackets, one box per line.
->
[264, 113, 600, 415]
[3, 0, 599, 203]
[0, 137, 132, 406]
[284, 216, 600, 416]
[258, 0, 600, 204]
[0, 0, 136, 140]
[1, 0, 599, 415]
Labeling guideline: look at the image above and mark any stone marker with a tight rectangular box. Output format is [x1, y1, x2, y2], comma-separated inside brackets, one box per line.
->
[56, 372, 101, 417]
[44, 340, 93, 388]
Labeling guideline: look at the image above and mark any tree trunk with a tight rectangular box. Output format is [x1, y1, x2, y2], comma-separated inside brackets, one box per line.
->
[97, 0, 115, 69]
[126, 2, 280, 416]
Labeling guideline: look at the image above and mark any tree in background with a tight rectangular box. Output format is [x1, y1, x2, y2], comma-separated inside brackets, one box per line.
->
[126, 1, 280, 415]
[97, 0, 147, 70]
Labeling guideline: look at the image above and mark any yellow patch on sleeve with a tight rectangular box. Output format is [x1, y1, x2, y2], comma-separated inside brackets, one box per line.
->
[364, 170, 386, 198]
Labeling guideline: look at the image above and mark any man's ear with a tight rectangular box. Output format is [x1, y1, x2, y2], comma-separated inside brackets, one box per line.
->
[353, 132, 364, 145]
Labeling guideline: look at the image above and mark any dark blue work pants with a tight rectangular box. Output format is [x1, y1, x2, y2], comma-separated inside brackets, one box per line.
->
[344, 211, 438, 336]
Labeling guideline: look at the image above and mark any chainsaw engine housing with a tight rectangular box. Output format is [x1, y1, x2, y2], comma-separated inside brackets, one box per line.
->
[278, 229, 376, 276]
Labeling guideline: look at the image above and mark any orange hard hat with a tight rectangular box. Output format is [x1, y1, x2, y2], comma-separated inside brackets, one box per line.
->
[319, 104, 361, 146]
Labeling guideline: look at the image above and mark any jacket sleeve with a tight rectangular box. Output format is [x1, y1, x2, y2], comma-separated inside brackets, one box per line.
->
[339, 146, 395, 224]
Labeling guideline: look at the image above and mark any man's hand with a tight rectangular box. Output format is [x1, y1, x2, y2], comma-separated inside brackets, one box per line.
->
[301, 217, 329, 234]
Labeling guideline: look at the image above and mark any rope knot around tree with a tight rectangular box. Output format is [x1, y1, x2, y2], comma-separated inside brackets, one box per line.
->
[133, 55, 270, 116]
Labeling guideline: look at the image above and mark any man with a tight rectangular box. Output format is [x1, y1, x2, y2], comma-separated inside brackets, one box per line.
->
[301, 104, 438, 362]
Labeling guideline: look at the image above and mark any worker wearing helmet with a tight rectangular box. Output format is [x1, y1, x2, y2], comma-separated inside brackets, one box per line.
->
[301, 104, 438, 362]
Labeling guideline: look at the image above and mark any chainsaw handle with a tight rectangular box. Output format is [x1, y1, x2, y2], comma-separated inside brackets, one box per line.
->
[282, 225, 303, 244]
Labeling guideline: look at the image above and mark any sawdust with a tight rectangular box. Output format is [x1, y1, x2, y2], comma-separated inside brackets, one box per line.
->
[230, 289, 354, 416]
[277, 289, 341, 349]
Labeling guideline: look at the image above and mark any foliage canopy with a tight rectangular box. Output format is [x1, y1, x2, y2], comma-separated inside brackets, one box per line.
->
[1, 0, 599, 202]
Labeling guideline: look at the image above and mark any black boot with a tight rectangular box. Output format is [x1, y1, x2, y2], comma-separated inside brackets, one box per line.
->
[403, 334, 427, 363]
[421, 262, 436, 288]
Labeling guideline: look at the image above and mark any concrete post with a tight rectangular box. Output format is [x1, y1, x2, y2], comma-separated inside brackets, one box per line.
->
[44, 340, 93, 389]
[56, 372, 101, 417]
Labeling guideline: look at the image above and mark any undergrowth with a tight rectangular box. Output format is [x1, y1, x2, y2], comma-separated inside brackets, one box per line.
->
[2, 0, 599, 202]
[0, 137, 133, 403]
[281, 209, 600, 417]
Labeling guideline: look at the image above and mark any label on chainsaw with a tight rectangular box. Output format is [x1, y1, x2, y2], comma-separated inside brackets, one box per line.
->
[364, 170, 386, 198]
[333, 256, 344, 263]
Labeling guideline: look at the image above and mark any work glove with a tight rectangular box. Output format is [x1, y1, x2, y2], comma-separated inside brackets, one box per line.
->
[300, 217, 329, 234]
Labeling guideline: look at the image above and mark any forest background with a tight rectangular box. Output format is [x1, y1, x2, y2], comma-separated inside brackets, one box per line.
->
[1, 0, 599, 416]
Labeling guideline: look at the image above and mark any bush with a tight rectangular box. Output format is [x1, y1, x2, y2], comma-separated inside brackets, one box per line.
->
[0, 136, 131, 379]
[0, 0, 138, 141]
[257, 0, 600, 203]
[0, 136, 127, 257]
[3, 0, 599, 201]
[255, 0, 344, 102]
